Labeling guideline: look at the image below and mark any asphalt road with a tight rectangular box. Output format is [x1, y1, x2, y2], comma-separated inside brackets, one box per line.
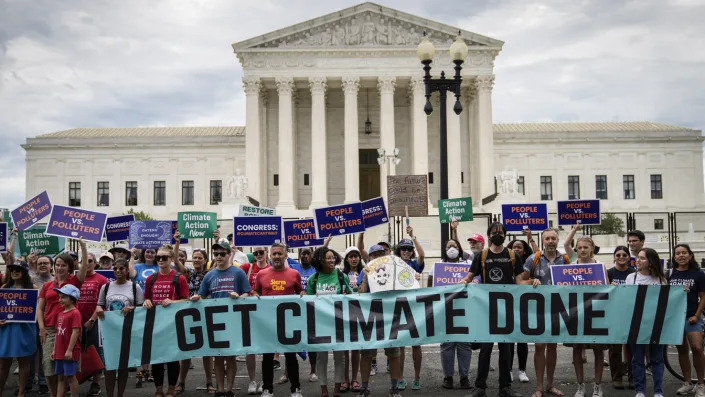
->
[1, 344, 691, 396]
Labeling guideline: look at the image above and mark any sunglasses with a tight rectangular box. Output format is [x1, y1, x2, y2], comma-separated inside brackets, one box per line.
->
[615, 253, 629, 258]
[10, 268, 23, 273]
[213, 252, 228, 257]
[400, 247, 414, 252]
[254, 250, 266, 256]
[156, 255, 171, 262]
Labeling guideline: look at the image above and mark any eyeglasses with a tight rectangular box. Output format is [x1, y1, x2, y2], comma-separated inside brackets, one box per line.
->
[156, 255, 171, 262]
[254, 250, 266, 256]
[213, 252, 228, 257]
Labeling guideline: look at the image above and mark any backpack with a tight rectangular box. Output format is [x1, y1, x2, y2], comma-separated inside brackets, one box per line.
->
[309, 269, 351, 294]
[100, 281, 138, 309]
[530, 251, 571, 279]
[146, 271, 183, 300]
[480, 248, 517, 283]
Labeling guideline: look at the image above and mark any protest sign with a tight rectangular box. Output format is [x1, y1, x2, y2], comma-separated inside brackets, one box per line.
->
[361, 197, 389, 229]
[0, 289, 39, 323]
[557, 200, 601, 226]
[45, 205, 108, 243]
[18, 226, 62, 256]
[365, 255, 421, 293]
[101, 284, 686, 370]
[238, 205, 276, 217]
[432, 262, 472, 286]
[177, 211, 217, 238]
[233, 216, 283, 247]
[283, 219, 324, 248]
[105, 214, 134, 242]
[438, 197, 473, 223]
[313, 203, 365, 238]
[129, 221, 174, 249]
[11, 191, 52, 231]
[387, 175, 428, 217]
[1, 209, 13, 229]
[501, 203, 549, 232]
[170, 221, 188, 244]
[0, 223, 7, 253]
[550, 263, 608, 286]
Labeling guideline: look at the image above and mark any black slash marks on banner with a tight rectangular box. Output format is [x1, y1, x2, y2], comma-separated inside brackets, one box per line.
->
[627, 285, 648, 344]
[118, 309, 135, 369]
[650, 285, 671, 344]
[141, 308, 156, 365]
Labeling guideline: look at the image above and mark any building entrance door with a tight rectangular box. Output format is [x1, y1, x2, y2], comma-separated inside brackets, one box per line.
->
[359, 149, 380, 201]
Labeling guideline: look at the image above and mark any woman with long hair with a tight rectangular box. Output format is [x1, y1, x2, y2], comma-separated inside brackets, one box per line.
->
[510, 239, 532, 384]
[342, 247, 363, 392]
[669, 243, 705, 396]
[606, 245, 636, 389]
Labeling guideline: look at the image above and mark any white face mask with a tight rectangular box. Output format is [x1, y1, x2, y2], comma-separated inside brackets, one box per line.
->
[446, 247, 459, 259]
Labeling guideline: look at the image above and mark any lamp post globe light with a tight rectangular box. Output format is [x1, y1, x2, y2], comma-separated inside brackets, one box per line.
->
[417, 32, 468, 248]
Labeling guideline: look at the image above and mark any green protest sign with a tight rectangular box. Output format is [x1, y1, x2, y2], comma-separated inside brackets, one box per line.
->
[438, 197, 473, 223]
[238, 204, 276, 217]
[177, 211, 217, 238]
[1, 209, 13, 229]
[18, 226, 62, 256]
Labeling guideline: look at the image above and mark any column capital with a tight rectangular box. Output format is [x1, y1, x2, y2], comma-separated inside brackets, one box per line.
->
[474, 75, 495, 92]
[342, 76, 360, 95]
[242, 76, 261, 95]
[409, 76, 425, 95]
[308, 76, 327, 95]
[275, 77, 295, 95]
[377, 76, 396, 95]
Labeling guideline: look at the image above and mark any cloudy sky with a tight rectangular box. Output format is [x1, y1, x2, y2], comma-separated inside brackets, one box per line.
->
[1, 0, 704, 208]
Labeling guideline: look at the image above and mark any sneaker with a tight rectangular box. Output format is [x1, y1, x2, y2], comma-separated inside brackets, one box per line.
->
[397, 379, 407, 390]
[248, 381, 258, 395]
[645, 366, 652, 376]
[258, 382, 264, 393]
[635, 393, 645, 397]
[357, 389, 371, 397]
[370, 362, 377, 376]
[411, 379, 421, 390]
[14, 366, 19, 375]
[696, 384, 705, 397]
[490, 364, 496, 371]
[592, 383, 602, 397]
[603, 358, 610, 367]
[291, 388, 303, 397]
[575, 383, 585, 397]
[459, 376, 471, 389]
[260, 391, 274, 397]
[88, 382, 102, 396]
[678, 383, 696, 395]
[467, 387, 487, 397]
[655, 394, 664, 397]
[39, 384, 49, 395]
[518, 370, 529, 383]
[442, 377, 453, 389]
[309, 373, 318, 382]
[498, 386, 522, 397]
[146, 370, 154, 382]
[388, 388, 402, 397]
[273, 360, 281, 370]
[135, 371, 144, 388]
[278, 374, 289, 384]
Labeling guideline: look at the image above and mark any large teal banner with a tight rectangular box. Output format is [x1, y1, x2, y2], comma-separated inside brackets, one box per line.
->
[100, 284, 686, 370]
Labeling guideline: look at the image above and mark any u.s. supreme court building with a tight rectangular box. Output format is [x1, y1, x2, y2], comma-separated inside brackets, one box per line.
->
[22, 3, 705, 254]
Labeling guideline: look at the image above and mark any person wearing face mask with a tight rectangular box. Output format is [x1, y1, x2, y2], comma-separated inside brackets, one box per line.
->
[460, 222, 523, 397]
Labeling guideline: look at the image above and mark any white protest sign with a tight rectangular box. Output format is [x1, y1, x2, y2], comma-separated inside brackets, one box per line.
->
[365, 255, 420, 293]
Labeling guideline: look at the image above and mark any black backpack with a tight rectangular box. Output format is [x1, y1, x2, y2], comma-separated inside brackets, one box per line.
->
[100, 281, 138, 309]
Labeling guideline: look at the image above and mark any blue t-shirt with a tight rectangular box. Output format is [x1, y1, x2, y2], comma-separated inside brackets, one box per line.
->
[133, 263, 159, 291]
[406, 258, 424, 273]
[198, 265, 251, 299]
[290, 262, 317, 291]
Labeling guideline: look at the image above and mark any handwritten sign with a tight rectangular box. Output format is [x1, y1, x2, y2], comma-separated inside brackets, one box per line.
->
[0, 223, 7, 253]
[387, 175, 428, 217]
[557, 200, 601, 226]
[238, 205, 276, 217]
[313, 203, 365, 238]
[45, 205, 108, 243]
[550, 263, 608, 286]
[432, 262, 472, 286]
[129, 221, 174, 249]
[11, 191, 53, 231]
[105, 214, 134, 242]
[283, 219, 325, 248]
[438, 197, 473, 223]
[365, 255, 420, 293]
[0, 289, 39, 323]
[501, 203, 549, 233]
[177, 211, 217, 238]
[18, 226, 62, 256]
[233, 216, 283, 247]
[361, 197, 389, 229]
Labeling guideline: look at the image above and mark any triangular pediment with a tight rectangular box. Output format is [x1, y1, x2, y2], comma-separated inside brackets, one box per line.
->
[232, 2, 503, 51]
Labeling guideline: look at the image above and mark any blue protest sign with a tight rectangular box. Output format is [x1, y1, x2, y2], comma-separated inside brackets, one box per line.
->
[105, 214, 135, 242]
[233, 216, 283, 247]
[129, 221, 174, 249]
[362, 197, 389, 229]
[283, 219, 325, 248]
[550, 263, 608, 286]
[11, 191, 53, 231]
[313, 203, 365, 238]
[557, 200, 601, 226]
[501, 203, 549, 233]
[0, 289, 39, 323]
[0, 223, 7, 253]
[45, 205, 108, 243]
[432, 262, 471, 286]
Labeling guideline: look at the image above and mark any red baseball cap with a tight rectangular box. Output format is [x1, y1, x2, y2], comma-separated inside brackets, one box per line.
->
[467, 234, 485, 244]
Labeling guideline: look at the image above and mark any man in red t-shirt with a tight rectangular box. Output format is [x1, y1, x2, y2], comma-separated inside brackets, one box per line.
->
[52, 284, 82, 397]
[78, 252, 109, 395]
[254, 243, 303, 397]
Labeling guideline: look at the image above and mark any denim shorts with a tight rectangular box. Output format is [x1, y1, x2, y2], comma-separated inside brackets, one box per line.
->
[684, 317, 703, 334]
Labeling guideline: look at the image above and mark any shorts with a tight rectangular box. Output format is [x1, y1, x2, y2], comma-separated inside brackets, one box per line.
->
[42, 327, 56, 377]
[54, 360, 79, 376]
[361, 347, 400, 358]
[684, 317, 703, 334]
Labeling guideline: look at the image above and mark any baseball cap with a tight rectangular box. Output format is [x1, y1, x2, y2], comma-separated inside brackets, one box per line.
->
[99, 251, 115, 261]
[211, 241, 232, 253]
[398, 238, 415, 248]
[368, 245, 385, 255]
[108, 244, 130, 255]
[53, 284, 81, 301]
[66, 250, 79, 260]
[8, 260, 29, 273]
[344, 246, 361, 258]
[467, 234, 486, 244]
[377, 241, 390, 248]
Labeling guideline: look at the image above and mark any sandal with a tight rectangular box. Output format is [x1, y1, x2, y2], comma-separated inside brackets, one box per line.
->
[166, 387, 177, 397]
[175, 383, 185, 394]
[545, 386, 565, 396]
[351, 380, 360, 392]
[531, 392, 543, 397]
[339, 381, 349, 392]
[206, 383, 216, 394]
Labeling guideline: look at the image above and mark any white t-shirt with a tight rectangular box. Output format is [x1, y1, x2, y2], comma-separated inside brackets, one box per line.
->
[98, 281, 145, 312]
[625, 272, 667, 286]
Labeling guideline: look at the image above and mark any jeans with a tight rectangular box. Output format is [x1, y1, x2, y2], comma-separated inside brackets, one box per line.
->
[440, 342, 472, 377]
[263, 353, 300, 393]
[631, 344, 664, 394]
[475, 343, 512, 389]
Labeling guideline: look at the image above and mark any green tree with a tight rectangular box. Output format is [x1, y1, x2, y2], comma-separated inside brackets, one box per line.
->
[592, 213, 625, 237]
[126, 208, 154, 221]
